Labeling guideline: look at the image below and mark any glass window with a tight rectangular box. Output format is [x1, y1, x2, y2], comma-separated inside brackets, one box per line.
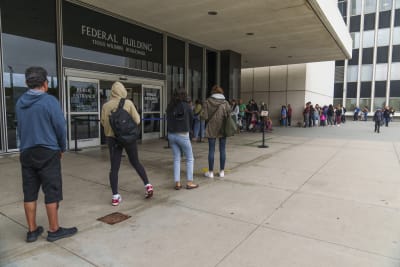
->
[364, 14, 376, 30]
[375, 64, 388, 80]
[207, 50, 218, 93]
[362, 47, 374, 64]
[364, 0, 377, 13]
[393, 45, 400, 62]
[390, 81, 400, 96]
[391, 63, 400, 80]
[351, 32, 360, 48]
[364, 0, 376, 14]
[345, 98, 357, 110]
[397, 0, 400, 8]
[379, 11, 392, 28]
[347, 65, 359, 82]
[396, 10, 400, 26]
[350, 16, 361, 32]
[1, 0, 58, 150]
[351, 0, 362, 15]
[359, 98, 371, 111]
[374, 97, 386, 109]
[388, 98, 400, 111]
[167, 37, 185, 105]
[363, 30, 375, 47]
[361, 65, 373, 81]
[377, 28, 390, 46]
[336, 60, 345, 66]
[375, 81, 387, 97]
[377, 46, 389, 63]
[349, 49, 360, 65]
[380, 0, 392, 11]
[347, 82, 357, 97]
[335, 66, 345, 82]
[334, 83, 344, 97]
[338, 1, 348, 18]
[188, 44, 203, 101]
[393, 27, 400, 45]
[360, 82, 372, 97]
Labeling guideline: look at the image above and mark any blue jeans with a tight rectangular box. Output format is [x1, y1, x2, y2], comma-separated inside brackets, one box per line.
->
[193, 118, 205, 138]
[208, 137, 226, 171]
[168, 132, 194, 182]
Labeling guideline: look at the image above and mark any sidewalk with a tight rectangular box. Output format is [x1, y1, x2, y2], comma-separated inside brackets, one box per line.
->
[1, 121, 400, 267]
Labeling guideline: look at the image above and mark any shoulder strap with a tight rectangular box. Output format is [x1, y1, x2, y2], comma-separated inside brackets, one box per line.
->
[208, 103, 222, 121]
[118, 98, 125, 109]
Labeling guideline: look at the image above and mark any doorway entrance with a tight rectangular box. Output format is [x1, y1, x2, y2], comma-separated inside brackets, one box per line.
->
[65, 69, 164, 150]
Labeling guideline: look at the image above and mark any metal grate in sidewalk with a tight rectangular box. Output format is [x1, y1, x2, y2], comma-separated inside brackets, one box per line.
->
[97, 212, 131, 225]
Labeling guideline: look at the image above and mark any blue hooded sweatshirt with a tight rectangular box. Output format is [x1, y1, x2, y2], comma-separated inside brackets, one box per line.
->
[16, 89, 66, 152]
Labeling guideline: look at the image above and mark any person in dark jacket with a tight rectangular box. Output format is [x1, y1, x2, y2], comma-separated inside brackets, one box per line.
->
[374, 108, 383, 133]
[383, 106, 390, 127]
[166, 88, 198, 190]
[202, 85, 231, 178]
[16, 66, 77, 242]
[101, 82, 153, 206]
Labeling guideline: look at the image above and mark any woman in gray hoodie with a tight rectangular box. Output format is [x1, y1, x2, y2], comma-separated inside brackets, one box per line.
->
[203, 85, 231, 178]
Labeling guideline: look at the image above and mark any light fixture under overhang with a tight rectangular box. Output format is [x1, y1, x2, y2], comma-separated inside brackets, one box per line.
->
[270, 46, 277, 49]
[246, 32, 254, 36]
[208, 11, 218, 15]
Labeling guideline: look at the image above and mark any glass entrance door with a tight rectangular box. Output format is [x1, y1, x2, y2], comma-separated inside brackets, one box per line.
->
[67, 77, 100, 149]
[142, 85, 162, 140]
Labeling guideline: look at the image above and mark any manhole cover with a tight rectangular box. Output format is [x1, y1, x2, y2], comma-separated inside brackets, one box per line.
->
[97, 212, 131, 225]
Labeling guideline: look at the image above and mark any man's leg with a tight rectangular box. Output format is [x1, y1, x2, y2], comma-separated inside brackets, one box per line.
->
[24, 201, 38, 232]
[45, 202, 59, 232]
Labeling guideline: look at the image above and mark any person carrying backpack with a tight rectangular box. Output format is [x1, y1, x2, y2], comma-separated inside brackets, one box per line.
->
[166, 88, 198, 190]
[101, 82, 153, 206]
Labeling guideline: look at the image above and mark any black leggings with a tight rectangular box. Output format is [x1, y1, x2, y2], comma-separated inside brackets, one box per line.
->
[107, 137, 149, 195]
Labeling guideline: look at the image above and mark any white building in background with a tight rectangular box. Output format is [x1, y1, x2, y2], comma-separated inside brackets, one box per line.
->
[242, 0, 400, 123]
[334, 0, 400, 116]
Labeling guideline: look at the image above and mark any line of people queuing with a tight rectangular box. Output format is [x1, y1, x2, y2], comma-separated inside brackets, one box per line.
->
[303, 102, 346, 127]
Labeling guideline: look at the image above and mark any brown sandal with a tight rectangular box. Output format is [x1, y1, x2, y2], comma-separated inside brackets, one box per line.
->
[186, 183, 199, 190]
[175, 183, 182, 190]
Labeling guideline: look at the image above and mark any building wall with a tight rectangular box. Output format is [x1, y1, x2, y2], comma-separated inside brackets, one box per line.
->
[241, 61, 335, 125]
[241, 64, 307, 125]
[305, 61, 335, 106]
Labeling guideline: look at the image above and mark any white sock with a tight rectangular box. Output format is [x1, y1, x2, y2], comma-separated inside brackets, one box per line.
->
[112, 194, 120, 199]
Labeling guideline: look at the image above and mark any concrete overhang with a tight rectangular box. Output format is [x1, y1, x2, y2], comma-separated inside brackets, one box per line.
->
[78, 0, 352, 68]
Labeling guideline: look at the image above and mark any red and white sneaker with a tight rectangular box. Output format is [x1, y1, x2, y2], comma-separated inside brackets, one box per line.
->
[111, 194, 122, 206]
[145, 184, 153, 199]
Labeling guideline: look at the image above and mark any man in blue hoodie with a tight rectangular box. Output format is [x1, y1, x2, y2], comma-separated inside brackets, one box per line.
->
[16, 66, 77, 242]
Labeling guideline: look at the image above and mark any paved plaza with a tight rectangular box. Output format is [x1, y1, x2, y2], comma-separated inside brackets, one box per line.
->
[1, 121, 400, 267]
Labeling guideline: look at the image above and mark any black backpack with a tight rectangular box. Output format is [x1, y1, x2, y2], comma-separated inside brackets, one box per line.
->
[109, 98, 139, 144]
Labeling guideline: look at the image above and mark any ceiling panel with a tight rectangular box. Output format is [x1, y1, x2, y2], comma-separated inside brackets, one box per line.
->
[78, 0, 350, 67]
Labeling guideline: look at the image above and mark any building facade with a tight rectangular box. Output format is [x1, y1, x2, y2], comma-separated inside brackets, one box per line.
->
[0, 0, 241, 154]
[241, 62, 335, 125]
[334, 0, 400, 114]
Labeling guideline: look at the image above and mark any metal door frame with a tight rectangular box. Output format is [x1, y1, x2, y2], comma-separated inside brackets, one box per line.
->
[141, 84, 163, 140]
[66, 76, 100, 149]
[64, 68, 165, 146]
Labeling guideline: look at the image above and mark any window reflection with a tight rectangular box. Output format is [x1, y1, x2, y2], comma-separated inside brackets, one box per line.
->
[167, 37, 185, 105]
[189, 44, 203, 101]
[1, 0, 57, 150]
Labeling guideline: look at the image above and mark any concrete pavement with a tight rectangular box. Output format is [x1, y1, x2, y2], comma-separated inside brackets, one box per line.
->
[1, 121, 400, 267]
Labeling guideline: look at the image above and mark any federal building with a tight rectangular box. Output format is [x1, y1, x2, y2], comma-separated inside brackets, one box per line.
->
[0, 0, 351, 154]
